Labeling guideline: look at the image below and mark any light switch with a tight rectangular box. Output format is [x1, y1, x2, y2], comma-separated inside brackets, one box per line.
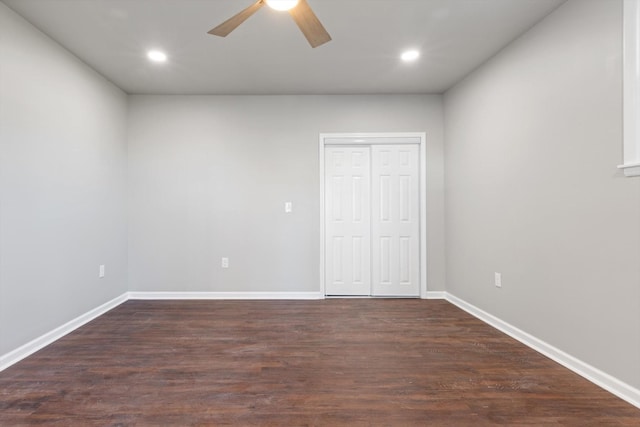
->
[285, 202, 293, 213]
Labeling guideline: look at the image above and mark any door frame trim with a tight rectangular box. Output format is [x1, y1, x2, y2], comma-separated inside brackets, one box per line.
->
[319, 132, 428, 298]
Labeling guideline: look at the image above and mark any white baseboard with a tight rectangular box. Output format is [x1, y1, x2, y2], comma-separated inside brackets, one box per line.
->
[127, 291, 324, 300]
[0, 292, 129, 372]
[445, 292, 640, 410]
[424, 291, 447, 299]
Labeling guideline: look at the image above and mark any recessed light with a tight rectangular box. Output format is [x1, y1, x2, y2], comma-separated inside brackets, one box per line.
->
[401, 50, 420, 62]
[147, 50, 167, 63]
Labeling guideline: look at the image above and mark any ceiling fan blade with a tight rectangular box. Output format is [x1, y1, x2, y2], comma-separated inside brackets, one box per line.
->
[288, 0, 331, 48]
[208, 0, 265, 37]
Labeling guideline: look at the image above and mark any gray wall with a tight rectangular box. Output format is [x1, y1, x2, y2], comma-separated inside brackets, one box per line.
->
[127, 95, 445, 293]
[0, 3, 128, 354]
[444, 0, 640, 389]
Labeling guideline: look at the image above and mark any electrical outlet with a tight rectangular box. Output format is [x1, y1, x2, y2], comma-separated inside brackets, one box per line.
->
[494, 272, 502, 288]
[221, 257, 229, 269]
[285, 202, 293, 213]
[99, 265, 105, 278]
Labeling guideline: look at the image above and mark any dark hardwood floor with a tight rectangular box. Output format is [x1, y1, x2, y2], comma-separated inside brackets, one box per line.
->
[0, 299, 638, 426]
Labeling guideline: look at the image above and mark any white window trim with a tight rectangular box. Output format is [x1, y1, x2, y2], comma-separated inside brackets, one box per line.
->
[621, 0, 640, 177]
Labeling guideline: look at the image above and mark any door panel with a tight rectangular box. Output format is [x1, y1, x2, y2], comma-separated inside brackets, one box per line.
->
[371, 145, 420, 296]
[325, 146, 371, 296]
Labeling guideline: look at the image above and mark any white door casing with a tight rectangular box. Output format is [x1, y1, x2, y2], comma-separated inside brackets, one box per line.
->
[320, 133, 427, 298]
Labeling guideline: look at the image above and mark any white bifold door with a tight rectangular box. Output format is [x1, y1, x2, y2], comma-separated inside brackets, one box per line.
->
[325, 144, 420, 297]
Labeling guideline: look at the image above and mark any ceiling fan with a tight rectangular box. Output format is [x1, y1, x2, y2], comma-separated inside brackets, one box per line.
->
[208, 0, 332, 48]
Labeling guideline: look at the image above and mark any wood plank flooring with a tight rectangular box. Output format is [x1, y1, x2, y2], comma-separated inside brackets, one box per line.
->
[0, 299, 638, 426]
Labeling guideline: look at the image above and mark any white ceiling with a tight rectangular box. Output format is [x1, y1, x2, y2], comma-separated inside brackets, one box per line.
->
[2, 0, 566, 95]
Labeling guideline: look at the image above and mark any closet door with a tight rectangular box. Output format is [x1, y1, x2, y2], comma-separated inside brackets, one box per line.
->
[371, 145, 420, 296]
[324, 146, 371, 296]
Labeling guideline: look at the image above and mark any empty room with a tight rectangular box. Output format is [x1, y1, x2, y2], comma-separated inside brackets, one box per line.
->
[1, 0, 640, 424]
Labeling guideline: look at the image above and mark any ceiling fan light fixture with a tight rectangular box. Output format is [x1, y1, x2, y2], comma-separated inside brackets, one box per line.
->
[208, 0, 330, 48]
[265, 0, 299, 11]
